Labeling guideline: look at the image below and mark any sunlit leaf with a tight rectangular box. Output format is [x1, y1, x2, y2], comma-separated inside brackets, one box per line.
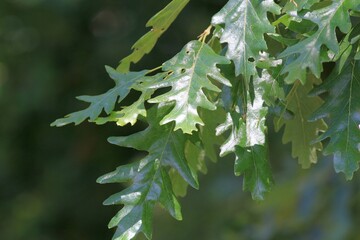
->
[211, 0, 280, 83]
[148, 41, 230, 134]
[117, 0, 190, 72]
[216, 69, 277, 199]
[279, 0, 356, 83]
[97, 105, 198, 240]
[51, 67, 148, 126]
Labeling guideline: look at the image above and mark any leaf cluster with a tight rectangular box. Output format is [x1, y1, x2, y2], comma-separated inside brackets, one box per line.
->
[52, 0, 360, 239]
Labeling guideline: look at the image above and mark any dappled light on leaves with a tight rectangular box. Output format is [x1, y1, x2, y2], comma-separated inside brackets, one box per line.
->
[52, 0, 360, 239]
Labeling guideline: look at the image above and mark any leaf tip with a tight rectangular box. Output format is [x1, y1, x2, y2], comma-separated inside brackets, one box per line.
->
[108, 136, 120, 145]
[50, 118, 71, 127]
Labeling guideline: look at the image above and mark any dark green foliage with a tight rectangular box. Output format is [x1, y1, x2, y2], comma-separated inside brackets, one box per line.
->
[311, 50, 360, 179]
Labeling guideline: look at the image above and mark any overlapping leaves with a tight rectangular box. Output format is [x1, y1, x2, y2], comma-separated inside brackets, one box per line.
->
[98, 105, 198, 240]
[216, 70, 281, 200]
[311, 56, 360, 179]
[279, 0, 357, 84]
[52, 1, 360, 240]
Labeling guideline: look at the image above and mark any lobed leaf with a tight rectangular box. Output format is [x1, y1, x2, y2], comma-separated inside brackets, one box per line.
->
[51, 67, 148, 127]
[283, 0, 320, 12]
[216, 69, 277, 199]
[211, 0, 281, 84]
[169, 138, 208, 197]
[98, 105, 199, 240]
[311, 56, 360, 179]
[93, 73, 166, 126]
[148, 40, 231, 134]
[279, 0, 357, 83]
[217, 70, 281, 156]
[117, 0, 190, 72]
[235, 145, 273, 201]
[274, 77, 327, 168]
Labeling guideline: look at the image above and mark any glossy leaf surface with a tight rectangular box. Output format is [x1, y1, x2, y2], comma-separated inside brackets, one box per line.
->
[216, 70, 276, 199]
[50, 1, 360, 239]
[211, 0, 280, 83]
[148, 41, 230, 134]
[279, 0, 356, 83]
[98, 105, 198, 240]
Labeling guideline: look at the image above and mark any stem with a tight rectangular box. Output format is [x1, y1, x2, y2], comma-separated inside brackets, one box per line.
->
[198, 25, 212, 43]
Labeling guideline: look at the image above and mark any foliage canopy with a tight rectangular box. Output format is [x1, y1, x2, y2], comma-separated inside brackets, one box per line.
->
[53, 0, 360, 239]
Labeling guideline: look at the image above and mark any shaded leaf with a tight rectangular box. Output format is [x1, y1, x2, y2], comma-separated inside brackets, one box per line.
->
[274, 78, 327, 168]
[235, 145, 273, 201]
[311, 57, 360, 179]
[199, 107, 227, 162]
[170, 139, 207, 197]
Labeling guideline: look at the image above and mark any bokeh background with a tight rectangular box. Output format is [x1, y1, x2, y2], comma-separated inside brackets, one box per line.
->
[1, 1, 360, 240]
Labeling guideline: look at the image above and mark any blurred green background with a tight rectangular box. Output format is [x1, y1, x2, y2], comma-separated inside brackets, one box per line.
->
[1, 1, 360, 240]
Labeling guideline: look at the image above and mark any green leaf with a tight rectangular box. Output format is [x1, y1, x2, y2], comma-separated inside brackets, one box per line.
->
[216, 70, 276, 199]
[199, 107, 227, 162]
[283, 0, 320, 12]
[99, 159, 179, 240]
[148, 40, 231, 134]
[169, 105, 225, 197]
[235, 145, 273, 201]
[274, 77, 327, 168]
[310, 57, 360, 180]
[93, 73, 166, 126]
[93, 90, 150, 126]
[168, 169, 188, 197]
[169, 139, 208, 197]
[217, 70, 280, 155]
[98, 105, 199, 240]
[117, 0, 190, 72]
[217, 109, 273, 200]
[51, 67, 148, 126]
[255, 68, 285, 106]
[211, 0, 280, 83]
[108, 105, 199, 188]
[355, 50, 360, 60]
[279, 0, 356, 83]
